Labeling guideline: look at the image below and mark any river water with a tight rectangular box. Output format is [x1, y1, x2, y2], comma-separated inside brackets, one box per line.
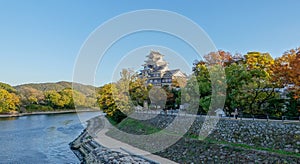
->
[0, 111, 103, 163]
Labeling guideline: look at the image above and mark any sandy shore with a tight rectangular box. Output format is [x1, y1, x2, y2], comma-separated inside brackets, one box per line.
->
[0, 109, 100, 118]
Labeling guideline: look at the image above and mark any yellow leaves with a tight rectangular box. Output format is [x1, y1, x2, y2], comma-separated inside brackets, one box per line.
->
[28, 95, 38, 104]
[245, 52, 275, 80]
[0, 89, 20, 113]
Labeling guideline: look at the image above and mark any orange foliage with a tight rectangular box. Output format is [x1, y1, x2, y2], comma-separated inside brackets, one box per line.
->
[272, 48, 300, 98]
[204, 50, 234, 66]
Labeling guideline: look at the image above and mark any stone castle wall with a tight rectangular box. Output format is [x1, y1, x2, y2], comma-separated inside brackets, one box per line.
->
[141, 114, 300, 153]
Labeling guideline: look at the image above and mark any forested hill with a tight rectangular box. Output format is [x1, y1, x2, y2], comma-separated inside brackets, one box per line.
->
[15, 81, 96, 96]
[0, 81, 99, 114]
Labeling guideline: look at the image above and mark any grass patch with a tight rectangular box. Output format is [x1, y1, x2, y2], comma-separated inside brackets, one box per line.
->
[106, 116, 118, 126]
[195, 136, 300, 158]
[116, 117, 161, 135]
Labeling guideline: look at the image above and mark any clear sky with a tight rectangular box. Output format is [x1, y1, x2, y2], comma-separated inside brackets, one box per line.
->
[1, 0, 300, 86]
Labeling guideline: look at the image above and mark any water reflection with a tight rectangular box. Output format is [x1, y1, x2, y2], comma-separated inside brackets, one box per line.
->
[0, 116, 17, 121]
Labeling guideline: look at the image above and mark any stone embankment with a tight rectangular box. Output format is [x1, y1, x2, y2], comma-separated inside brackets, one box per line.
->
[155, 137, 300, 163]
[142, 114, 300, 153]
[69, 117, 157, 164]
[109, 113, 300, 163]
[70, 113, 300, 163]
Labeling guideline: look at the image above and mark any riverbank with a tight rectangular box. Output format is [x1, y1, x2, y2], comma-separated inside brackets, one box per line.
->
[69, 117, 159, 164]
[0, 108, 100, 118]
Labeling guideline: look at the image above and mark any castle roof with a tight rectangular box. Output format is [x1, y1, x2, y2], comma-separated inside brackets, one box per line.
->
[146, 50, 164, 58]
[162, 69, 187, 78]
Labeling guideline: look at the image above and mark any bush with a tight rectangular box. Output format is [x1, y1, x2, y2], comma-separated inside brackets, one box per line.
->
[106, 109, 127, 124]
[25, 104, 53, 112]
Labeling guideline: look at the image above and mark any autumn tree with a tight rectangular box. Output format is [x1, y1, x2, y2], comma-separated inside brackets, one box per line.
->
[238, 52, 279, 115]
[0, 88, 20, 113]
[244, 52, 274, 77]
[272, 48, 300, 115]
[0, 82, 17, 93]
[98, 83, 126, 123]
[171, 76, 187, 88]
[272, 48, 300, 97]
[204, 50, 234, 66]
[44, 90, 64, 108]
[17, 86, 44, 105]
[129, 73, 150, 107]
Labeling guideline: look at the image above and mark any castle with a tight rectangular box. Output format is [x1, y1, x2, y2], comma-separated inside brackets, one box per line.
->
[140, 51, 187, 87]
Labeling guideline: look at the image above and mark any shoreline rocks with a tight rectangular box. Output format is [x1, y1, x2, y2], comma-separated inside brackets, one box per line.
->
[69, 117, 158, 164]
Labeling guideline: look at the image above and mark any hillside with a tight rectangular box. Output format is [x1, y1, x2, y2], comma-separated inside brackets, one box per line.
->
[0, 82, 17, 93]
[14, 81, 96, 96]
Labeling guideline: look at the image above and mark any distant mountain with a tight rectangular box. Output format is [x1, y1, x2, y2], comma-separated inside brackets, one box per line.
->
[11, 81, 100, 110]
[14, 81, 97, 96]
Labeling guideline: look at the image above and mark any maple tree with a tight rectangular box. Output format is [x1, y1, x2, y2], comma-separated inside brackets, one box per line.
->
[271, 48, 300, 115]
[204, 50, 234, 66]
[272, 48, 300, 97]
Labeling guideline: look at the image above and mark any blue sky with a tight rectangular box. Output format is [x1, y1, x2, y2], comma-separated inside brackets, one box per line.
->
[0, 0, 300, 86]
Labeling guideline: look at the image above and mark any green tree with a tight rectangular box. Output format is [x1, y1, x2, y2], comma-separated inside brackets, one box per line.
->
[191, 61, 212, 114]
[129, 74, 150, 107]
[113, 69, 135, 115]
[148, 86, 167, 109]
[192, 60, 227, 114]
[225, 63, 248, 113]
[226, 64, 278, 115]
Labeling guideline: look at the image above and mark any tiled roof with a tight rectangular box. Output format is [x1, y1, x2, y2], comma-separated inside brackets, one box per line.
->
[162, 69, 180, 78]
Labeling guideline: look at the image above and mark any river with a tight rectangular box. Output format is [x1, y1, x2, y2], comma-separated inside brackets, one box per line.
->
[0, 111, 103, 163]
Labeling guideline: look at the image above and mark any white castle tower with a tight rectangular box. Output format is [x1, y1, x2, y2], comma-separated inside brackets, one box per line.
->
[141, 51, 186, 87]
